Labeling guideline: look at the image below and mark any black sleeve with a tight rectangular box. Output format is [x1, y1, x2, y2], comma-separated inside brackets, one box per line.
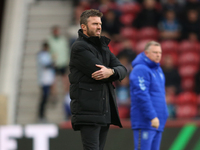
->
[106, 51, 127, 82]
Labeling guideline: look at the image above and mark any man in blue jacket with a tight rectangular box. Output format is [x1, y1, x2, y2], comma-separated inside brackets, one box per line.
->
[129, 41, 168, 150]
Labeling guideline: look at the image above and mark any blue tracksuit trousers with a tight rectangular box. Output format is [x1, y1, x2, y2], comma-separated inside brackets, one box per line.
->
[133, 129, 162, 150]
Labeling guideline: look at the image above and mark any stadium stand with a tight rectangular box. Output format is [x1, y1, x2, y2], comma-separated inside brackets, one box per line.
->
[2, 0, 200, 125]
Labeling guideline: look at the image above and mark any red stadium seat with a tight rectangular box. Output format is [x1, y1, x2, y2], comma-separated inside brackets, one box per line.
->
[120, 14, 136, 26]
[181, 77, 195, 91]
[197, 94, 200, 105]
[178, 65, 199, 78]
[176, 91, 197, 105]
[178, 52, 200, 66]
[99, 2, 118, 13]
[112, 42, 124, 55]
[108, 2, 118, 10]
[176, 104, 197, 118]
[161, 40, 179, 53]
[178, 40, 200, 53]
[118, 106, 130, 118]
[135, 39, 153, 54]
[120, 27, 138, 41]
[119, 2, 141, 14]
[137, 27, 159, 40]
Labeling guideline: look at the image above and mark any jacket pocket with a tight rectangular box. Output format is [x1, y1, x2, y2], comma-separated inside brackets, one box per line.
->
[78, 82, 103, 115]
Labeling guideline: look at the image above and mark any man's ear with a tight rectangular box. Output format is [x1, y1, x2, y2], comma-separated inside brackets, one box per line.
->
[81, 24, 86, 31]
[144, 50, 148, 56]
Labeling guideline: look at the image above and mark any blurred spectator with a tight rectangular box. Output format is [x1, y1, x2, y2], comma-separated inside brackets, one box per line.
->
[161, 0, 185, 16]
[68, 3, 85, 45]
[117, 53, 131, 71]
[92, 0, 119, 14]
[116, 0, 137, 5]
[158, 9, 181, 40]
[68, 8, 81, 45]
[188, 32, 199, 43]
[184, 0, 200, 11]
[181, 9, 200, 40]
[67, 22, 80, 46]
[47, 26, 70, 96]
[102, 9, 122, 41]
[115, 75, 130, 118]
[117, 40, 136, 72]
[74, 2, 86, 24]
[132, 0, 161, 28]
[74, 0, 91, 10]
[120, 40, 137, 59]
[165, 90, 176, 119]
[194, 69, 200, 94]
[73, 0, 81, 7]
[37, 42, 55, 123]
[136, 0, 160, 3]
[115, 40, 136, 116]
[161, 55, 181, 94]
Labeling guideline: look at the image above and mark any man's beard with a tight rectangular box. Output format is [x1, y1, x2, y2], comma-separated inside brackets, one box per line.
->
[86, 26, 101, 37]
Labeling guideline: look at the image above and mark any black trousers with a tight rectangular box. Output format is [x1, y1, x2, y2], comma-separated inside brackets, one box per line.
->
[80, 125, 110, 150]
[39, 85, 51, 119]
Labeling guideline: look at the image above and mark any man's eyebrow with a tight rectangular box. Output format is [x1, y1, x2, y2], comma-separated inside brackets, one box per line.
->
[92, 22, 102, 24]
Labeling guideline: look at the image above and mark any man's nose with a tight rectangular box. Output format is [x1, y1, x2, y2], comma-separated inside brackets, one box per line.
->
[98, 24, 101, 29]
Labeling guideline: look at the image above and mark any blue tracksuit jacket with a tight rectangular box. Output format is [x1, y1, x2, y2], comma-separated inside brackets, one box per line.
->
[129, 52, 168, 132]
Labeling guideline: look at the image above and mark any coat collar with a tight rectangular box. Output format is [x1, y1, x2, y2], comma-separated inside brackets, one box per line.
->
[132, 52, 160, 69]
[78, 29, 110, 46]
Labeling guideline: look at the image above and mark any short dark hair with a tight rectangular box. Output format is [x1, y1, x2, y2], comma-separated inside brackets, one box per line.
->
[80, 9, 103, 25]
[42, 42, 49, 48]
[51, 25, 60, 31]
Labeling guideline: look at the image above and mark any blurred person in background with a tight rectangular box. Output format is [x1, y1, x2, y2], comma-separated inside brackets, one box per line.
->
[137, 0, 160, 3]
[115, 74, 131, 119]
[70, 0, 92, 45]
[165, 90, 176, 119]
[68, 7, 83, 46]
[47, 25, 70, 100]
[181, 9, 200, 40]
[129, 41, 168, 150]
[161, 55, 181, 95]
[160, 0, 185, 17]
[117, 51, 133, 73]
[184, 0, 200, 11]
[194, 68, 200, 94]
[91, 0, 118, 14]
[115, 0, 137, 5]
[132, 0, 161, 29]
[101, 9, 122, 42]
[69, 9, 127, 150]
[188, 32, 199, 43]
[37, 42, 55, 123]
[158, 9, 181, 41]
[161, 55, 180, 119]
[116, 40, 137, 73]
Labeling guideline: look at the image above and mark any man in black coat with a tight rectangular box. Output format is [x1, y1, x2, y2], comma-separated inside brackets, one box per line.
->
[69, 9, 127, 150]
